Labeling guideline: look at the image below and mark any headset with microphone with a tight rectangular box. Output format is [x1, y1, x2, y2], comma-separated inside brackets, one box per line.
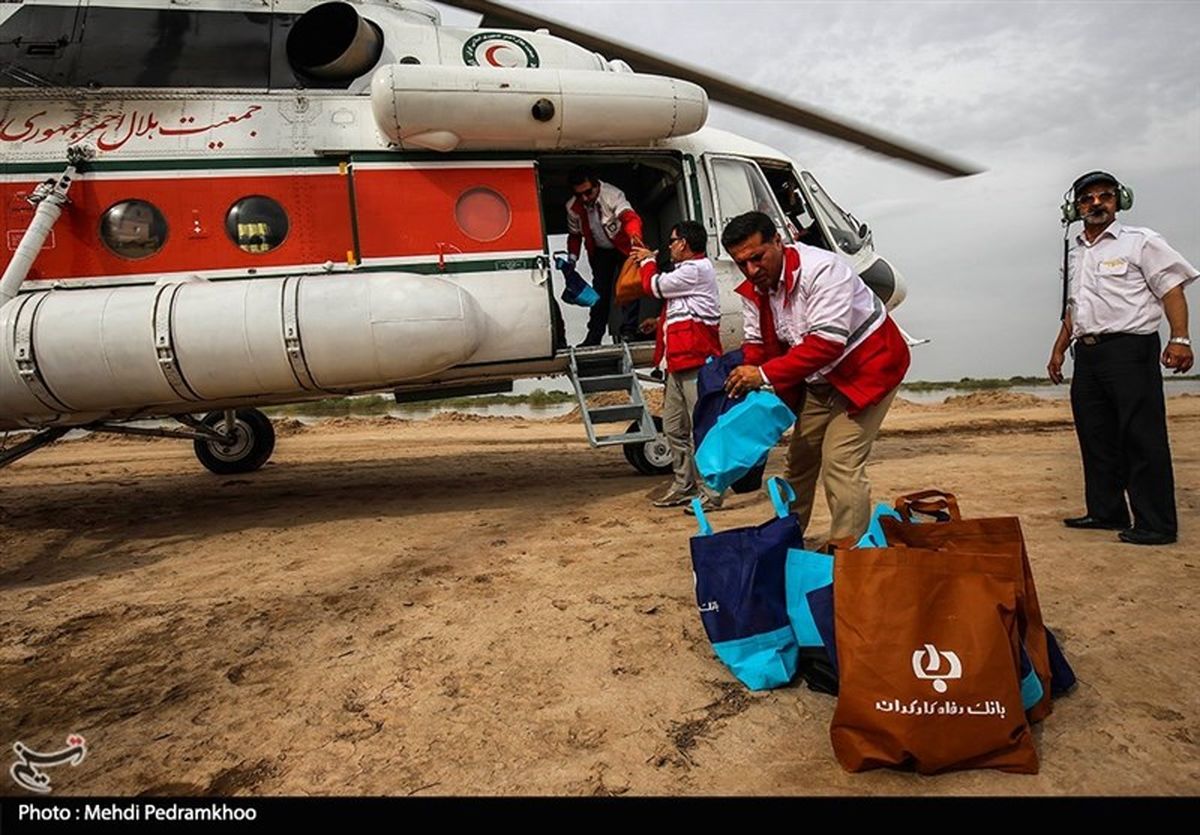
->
[1058, 170, 1134, 321]
[1060, 170, 1134, 224]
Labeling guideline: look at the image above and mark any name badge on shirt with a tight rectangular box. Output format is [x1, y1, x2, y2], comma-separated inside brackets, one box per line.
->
[1097, 258, 1128, 276]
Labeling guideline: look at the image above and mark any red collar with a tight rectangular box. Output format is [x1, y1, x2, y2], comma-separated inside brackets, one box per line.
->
[782, 245, 800, 295]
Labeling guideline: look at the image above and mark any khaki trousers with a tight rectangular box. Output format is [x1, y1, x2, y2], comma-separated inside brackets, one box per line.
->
[785, 382, 898, 541]
[663, 368, 721, 502]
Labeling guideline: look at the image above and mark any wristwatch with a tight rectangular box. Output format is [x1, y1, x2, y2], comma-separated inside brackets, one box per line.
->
[1168, 336, 1192, 347]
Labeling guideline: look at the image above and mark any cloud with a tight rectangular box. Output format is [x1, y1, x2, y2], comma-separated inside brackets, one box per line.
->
[433, 0, 1200, 378]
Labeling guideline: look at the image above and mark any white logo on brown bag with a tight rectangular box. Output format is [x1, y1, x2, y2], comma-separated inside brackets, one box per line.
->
[911, 644, 962, 693]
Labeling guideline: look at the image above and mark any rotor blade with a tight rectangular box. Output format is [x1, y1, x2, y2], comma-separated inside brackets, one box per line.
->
[437, 0, 980, 177]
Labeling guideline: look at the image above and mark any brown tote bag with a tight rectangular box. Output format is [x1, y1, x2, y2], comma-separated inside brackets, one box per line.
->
[614, 253, 644, 307]
[881, 490, 1054, 723]
[829, 545, 1039, 775]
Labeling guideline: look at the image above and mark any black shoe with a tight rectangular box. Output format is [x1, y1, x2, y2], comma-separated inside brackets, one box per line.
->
[575, 338, 602, 349]
[1063, 515, 1128, 530]
[1118, 528, 1177, 546]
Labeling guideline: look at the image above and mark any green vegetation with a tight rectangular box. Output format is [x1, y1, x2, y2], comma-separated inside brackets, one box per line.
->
[265, 395, 394, 417]
[901, 376, 1051, 393]
[264, 376, 1197, 417]
[264, 388, 576, 417]
[415, 389, 576, 408]
[902, 374, 1197, 392]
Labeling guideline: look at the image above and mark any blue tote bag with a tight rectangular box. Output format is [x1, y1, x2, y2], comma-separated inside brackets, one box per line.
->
[693, 352, 795, 495]
[554, 253, 599, 307]
[781, 503, 899, 695]
[693, 350, 768, 494]
[689, 477, 802, 690]
[784, 503, 899, 651]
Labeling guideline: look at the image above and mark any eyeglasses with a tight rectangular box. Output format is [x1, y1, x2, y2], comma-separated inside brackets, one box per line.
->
[668, 236, 684, 245]
[573, 184, 599, 199]
[1077, 190, 1117, 205]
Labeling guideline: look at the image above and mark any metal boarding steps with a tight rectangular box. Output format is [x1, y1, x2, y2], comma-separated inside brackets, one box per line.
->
[567, 343, 657, 447]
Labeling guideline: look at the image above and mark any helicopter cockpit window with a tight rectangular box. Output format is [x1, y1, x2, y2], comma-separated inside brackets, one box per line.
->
[99, 200, 168, 260]
[455, 187, 512, 242]
[710, 158, 791, 251]
[226, 196, 289, 254]
[800, 172, 867, 255]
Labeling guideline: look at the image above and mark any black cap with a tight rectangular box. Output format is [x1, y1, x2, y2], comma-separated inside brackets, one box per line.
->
[1072, 170, 1119, 198]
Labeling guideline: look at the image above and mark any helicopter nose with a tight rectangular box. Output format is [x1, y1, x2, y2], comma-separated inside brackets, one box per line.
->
[857, 255, 907, 310]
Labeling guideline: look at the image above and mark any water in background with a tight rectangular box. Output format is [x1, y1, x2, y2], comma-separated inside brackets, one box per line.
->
[900, 379, 1200, 405]
[286, 377, 1200, 421]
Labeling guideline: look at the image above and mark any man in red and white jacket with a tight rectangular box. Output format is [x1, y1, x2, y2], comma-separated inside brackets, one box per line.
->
[721, 212, 910, 542]
[565, 167, 645, 346]
[631, 220, 724, 509]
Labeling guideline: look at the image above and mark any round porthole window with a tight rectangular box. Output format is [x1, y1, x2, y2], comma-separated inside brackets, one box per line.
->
[454, 187, 511, 242]
[226, 195, 289, 254]
[99, 199, 168, 260]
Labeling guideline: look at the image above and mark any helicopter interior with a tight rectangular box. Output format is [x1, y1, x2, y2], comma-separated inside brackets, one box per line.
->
[758, 162, 837, 254]
[534, 153, 843, 258]
[535, 153, 688, 256]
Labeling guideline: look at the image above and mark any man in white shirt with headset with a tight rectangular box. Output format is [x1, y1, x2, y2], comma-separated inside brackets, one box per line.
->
[1048, 170, 1196, 546]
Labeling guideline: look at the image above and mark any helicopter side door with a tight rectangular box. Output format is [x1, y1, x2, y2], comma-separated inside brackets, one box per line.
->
[349, 157, 553, 364]
[698, 154, 794, 350]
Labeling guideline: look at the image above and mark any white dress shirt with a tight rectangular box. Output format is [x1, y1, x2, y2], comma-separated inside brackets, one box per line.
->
[1067, 222, 1197, 337]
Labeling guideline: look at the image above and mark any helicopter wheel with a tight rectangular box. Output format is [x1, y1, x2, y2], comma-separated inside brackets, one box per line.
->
[194, 409, 276, 475]
[622, 415, 673, 476]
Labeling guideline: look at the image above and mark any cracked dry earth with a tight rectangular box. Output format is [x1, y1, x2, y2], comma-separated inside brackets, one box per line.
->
[1, 394, 1198, 796]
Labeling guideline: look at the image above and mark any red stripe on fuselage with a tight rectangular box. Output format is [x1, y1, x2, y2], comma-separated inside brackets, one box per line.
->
[3, 163, 546, 282]
[353, 166, 543, 259]
[3, 171, 355, 281]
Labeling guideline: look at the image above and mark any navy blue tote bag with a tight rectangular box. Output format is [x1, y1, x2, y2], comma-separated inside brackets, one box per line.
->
[689, 477, 802, 690]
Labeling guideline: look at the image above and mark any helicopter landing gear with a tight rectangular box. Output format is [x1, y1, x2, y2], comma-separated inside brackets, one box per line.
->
[622, 415, 673, 476]
[192, 409, 276, 475]
[0, 426, 70, 470]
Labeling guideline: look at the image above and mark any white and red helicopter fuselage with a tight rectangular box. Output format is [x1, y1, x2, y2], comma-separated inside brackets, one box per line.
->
[0, 0, 913, 473]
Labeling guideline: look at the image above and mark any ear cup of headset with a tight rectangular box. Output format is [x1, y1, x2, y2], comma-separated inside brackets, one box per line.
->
[1061, 192, 1079, 224]
[1118, 184, 1133, 211]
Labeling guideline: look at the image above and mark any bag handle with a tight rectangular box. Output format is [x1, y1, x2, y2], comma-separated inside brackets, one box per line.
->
[691, 497, 714, 536]
[767, 476, 796, 519]
[894, 489, 961, 522]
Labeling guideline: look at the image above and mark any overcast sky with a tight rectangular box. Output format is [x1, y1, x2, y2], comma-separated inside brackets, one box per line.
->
[436, 0, 1200, 381]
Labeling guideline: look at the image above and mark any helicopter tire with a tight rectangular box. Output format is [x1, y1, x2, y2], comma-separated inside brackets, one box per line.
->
[194, 409, 277, 475]
[622, 415, 673, 476]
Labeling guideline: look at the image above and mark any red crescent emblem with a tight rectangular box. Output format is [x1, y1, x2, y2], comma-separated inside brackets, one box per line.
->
[484, 44, 512, 67]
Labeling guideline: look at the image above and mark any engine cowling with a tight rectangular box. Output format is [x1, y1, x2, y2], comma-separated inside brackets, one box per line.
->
[287, 1, 385, 81]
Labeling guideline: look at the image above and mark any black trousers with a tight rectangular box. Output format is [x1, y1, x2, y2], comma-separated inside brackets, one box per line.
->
[1070, 332, 1177, 535]
[582, 247, 639, 345]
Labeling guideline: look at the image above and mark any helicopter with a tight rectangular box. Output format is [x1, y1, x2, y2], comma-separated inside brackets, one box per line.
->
[0, 0, 976, 476]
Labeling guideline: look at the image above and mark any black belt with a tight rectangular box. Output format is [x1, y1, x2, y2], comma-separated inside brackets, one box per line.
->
[1076, 332, 1142, 346]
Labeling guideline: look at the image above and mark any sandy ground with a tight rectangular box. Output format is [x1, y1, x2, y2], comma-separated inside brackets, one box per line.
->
[1, 392, 1198, 797]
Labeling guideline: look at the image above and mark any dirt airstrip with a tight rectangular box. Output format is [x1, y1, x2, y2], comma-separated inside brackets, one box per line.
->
[1, 392, 1197, 796]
